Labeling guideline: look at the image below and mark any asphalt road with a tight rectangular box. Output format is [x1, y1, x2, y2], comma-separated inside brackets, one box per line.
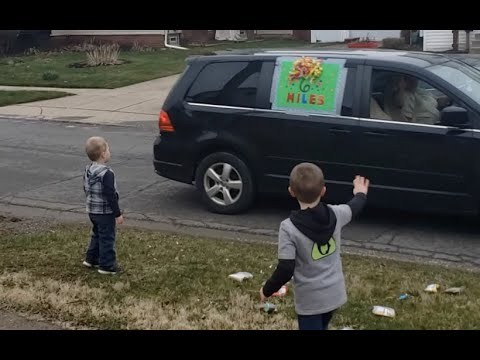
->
[1, 117, 479, 268]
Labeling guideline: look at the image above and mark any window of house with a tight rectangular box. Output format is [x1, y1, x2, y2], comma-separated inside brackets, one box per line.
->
[186, 61, 262, 108]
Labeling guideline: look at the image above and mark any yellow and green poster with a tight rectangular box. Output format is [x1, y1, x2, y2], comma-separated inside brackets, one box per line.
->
[270, 56, 347, 114]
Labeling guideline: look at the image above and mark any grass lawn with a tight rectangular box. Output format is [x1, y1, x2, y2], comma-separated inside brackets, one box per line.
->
[0, 90, 71, 107]
[0, 217, 478, 330]
[0, 39, 317, 89]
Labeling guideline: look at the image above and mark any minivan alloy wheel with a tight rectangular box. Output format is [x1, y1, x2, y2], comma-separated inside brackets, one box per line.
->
[203, 162, 243, 206]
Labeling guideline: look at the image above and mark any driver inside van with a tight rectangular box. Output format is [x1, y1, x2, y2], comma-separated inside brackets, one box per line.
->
[401, 76, 450, 125]
[370, 75, 406, 122]
[370, 74, 452, 125]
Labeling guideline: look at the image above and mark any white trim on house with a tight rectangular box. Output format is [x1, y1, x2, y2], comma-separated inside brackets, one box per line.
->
[51, 30, 168, 36]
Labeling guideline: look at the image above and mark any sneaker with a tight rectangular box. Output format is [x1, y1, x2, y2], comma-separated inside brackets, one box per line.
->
[98, 265, 122, 275]
[83, 260, 99, 268]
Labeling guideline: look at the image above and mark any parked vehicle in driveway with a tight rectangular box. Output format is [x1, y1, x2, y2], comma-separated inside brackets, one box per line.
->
[153, 50, 480, 215]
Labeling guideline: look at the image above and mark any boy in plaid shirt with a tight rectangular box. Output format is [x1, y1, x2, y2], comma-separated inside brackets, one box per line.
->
[82, 136, 124, 275]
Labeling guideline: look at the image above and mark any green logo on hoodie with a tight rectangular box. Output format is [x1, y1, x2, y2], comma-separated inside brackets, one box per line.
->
[311, 238, 336, 260]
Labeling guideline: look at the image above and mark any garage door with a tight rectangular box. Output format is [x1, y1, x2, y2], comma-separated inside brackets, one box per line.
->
[349, 30, 401, 40]
[311, 30, 349, 43]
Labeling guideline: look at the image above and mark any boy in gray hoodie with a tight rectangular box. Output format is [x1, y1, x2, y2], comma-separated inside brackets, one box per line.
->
[260, 163, 369, 330]
[83, 136, 124, 275]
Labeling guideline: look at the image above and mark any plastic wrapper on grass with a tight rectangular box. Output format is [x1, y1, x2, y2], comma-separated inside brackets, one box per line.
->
[228, 272, 253, 282]
[372, 306, 395, 318]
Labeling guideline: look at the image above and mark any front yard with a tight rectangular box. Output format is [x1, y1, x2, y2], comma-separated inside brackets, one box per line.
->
[0, 39, 313, 89]
[0, 216, 478, 330]
[0, 90, 71, 107]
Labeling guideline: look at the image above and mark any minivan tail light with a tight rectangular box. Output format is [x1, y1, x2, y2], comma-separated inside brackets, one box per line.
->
[159, 110, 175, 132]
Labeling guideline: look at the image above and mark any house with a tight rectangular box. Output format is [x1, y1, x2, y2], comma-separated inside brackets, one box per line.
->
[49, 30, 278, 47]
[50, 30, 211, 47]
[48, 30, 404, 48]
[310, 30, 480, 53]
[310, 30, 402, 43]
[421, 30, 480, 52]
[49, 30, 311, 47]
[49, 30, 480, 53]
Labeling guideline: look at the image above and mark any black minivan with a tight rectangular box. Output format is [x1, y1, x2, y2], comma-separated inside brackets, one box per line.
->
[154, 50, 480, 215]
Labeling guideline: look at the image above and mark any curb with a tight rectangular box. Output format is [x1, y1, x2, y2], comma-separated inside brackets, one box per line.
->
[0, 115, 141, 129]
[1, 199, 479, 273]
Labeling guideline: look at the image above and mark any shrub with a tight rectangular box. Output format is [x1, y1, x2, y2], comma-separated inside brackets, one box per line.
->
[42, 70, 59, 81]
[86, 43, 121, 66]
[131, 41, 155, 52]
[382, 37, 406, 50]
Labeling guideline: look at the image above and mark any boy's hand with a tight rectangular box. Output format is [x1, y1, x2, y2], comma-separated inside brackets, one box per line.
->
[116, 215, 124, 225]
[353, 176, 370, 195]
[260, 287, 267, 303]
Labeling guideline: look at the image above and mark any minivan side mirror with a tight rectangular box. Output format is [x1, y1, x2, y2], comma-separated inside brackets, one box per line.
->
[440, 106, 469, 127]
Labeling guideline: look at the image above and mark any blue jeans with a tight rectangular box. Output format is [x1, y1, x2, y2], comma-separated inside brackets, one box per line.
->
[297, 311, 334, 330]
[86, 214, 116, 270]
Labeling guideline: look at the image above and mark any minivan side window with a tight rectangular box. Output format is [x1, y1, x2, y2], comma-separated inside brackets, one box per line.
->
[186, 61, 262, 108]
[341, 67, 356, 117]
[368, 70, 453, 125]
[265, 64, 357, 117]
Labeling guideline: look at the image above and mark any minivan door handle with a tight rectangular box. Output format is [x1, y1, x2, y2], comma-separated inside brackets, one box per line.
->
[365, 130, 391, 137]
[329, 128, 350, 134]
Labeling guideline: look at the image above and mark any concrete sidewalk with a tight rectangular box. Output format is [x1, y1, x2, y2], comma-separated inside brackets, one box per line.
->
[0, 75, 180, 127]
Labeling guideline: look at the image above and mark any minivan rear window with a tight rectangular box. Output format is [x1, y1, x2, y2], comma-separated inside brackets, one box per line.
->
[186, 61, 262, 108]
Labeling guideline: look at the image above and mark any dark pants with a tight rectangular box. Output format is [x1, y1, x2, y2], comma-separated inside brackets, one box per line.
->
[85, 214, 116, 270]
[297, 311, 334, 330]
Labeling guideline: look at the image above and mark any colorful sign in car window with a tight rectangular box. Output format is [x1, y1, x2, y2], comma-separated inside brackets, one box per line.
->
[270, 56, 347, 115]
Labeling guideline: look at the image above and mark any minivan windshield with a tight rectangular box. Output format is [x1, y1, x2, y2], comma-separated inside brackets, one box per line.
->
[427, 61, 480, 104]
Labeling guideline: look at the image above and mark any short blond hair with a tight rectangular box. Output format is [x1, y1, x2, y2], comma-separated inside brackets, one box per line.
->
[85, 136, 108, 161]
[289, 163, 325, 203]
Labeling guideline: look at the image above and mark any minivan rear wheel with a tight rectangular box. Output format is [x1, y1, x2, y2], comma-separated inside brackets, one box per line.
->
[195, 152, 255, 214]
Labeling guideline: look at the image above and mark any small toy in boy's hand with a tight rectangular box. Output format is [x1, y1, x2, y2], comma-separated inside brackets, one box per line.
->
[272, 285, 288, 297]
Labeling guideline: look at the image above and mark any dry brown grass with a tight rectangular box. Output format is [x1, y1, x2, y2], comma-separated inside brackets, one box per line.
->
[0, 271, 296, 330]
[1, 222, 479, 330]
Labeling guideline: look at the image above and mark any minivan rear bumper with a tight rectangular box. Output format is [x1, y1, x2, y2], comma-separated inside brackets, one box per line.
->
[153, 159, 193, 184]
[153, 135, 194, 184]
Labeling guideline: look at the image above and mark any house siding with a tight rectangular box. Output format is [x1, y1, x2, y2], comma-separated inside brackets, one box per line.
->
[51, 30, 167, 36]
[348, 30, 401, 40]
[50, 30, 256, 47]
[256, 30, 293, 36]
[292, 30, 311, 41]
[422, 30, 480, 52]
